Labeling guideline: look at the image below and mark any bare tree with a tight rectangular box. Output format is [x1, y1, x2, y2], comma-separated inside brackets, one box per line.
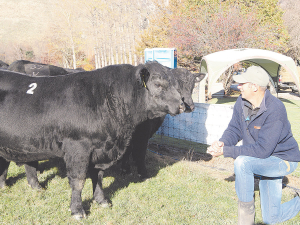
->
[82, 0, 155, 68]
[48, 0, 86, 69]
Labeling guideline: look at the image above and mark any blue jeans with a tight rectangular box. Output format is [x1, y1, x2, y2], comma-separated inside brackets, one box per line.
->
[234, 156, 300, 224]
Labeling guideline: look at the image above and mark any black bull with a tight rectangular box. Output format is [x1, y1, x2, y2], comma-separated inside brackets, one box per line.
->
[0, 61, 185, 219]
[22, 67, 205, 185]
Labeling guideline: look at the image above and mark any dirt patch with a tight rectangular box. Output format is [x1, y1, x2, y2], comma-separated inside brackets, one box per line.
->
[149, 143, 213, 162]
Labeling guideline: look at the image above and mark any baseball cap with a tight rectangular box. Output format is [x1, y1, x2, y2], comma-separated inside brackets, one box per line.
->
[233, 66, 270, 87]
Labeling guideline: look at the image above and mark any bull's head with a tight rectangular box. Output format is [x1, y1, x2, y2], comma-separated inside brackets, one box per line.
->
[135, 62, 185, 118]
[170, 68, 206, 113]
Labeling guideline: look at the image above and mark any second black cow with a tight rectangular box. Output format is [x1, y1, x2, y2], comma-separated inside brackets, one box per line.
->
[8, 60, 69, 76]
[121, 68, 205, 178]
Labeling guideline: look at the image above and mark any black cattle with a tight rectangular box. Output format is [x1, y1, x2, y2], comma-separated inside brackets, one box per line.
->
[4, 61, 84, 189]
[0, 61, 184, 219]
[64, 68, 86, 73]
[21, 68, 205, 189]
[8, 60, 68, 76]
[121, 68, 205, 178]
[0, 60, 9, 69]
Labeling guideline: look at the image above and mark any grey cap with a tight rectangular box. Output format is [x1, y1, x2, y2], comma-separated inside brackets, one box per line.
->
[233, 66, 270, 87]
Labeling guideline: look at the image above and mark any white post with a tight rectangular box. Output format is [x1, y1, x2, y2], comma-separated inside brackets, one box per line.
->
[199, 74, 208, 103]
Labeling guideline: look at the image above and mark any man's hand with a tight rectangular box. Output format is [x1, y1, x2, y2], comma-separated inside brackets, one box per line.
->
[207, 141, 224, 157]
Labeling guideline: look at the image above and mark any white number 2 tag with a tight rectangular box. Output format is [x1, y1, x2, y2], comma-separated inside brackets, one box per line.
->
[26, 83, 37, 95]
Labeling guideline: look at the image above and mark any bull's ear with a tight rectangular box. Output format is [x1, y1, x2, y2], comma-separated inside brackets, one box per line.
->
[136, 64, 150, 88]
[195, 72, 206, 83]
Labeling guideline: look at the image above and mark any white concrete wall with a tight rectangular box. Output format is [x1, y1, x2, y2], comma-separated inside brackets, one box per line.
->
[157, 103, 235, 145]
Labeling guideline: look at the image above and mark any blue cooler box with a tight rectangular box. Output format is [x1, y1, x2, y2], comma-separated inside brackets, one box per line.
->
[144, 48, 177, 68]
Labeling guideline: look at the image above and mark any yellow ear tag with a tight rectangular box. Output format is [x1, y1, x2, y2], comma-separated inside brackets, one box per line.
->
[142, 80, 147, 88]
[142, 74, 147, 88]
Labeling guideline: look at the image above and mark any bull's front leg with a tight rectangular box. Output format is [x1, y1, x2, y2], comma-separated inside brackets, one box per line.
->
[89, 167, 111, 207]
[0, 157, 9, 188]
[68, 177, 86, 220]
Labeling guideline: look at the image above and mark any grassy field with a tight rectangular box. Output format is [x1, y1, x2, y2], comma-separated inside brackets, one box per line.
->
[0, 95, 300, 224]
[1, 153, 300, 224]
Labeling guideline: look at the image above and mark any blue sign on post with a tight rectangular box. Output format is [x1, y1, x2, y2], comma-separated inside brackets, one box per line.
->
[144, 48, 177, 68]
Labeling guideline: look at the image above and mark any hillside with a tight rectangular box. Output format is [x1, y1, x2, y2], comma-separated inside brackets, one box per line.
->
[0, 0, 155, 66]
[0, 0, 58, 45]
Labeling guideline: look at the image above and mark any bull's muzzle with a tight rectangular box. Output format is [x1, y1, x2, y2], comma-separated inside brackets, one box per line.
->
[179, 103, 186, 114]
[184, 102, 195, 112]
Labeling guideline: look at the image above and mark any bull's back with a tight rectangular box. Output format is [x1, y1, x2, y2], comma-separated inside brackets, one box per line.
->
[0, 67, 139, 162]
[0, 71, 104, 160]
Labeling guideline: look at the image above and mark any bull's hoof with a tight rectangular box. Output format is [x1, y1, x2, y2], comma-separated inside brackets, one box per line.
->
[28, 183, 43, 190]
[138, 173, 149, 181]
[0, 179, 6, 189]
[94, 199, 112, 208]
[72, 213, 86, 220]
[100, 201, 111, 208]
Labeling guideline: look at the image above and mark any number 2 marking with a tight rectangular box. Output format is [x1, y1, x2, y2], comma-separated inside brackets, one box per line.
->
[26, 83, 37, 94]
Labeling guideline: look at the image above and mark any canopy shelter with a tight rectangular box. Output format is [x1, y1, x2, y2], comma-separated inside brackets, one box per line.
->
[200, 48, 300, 97]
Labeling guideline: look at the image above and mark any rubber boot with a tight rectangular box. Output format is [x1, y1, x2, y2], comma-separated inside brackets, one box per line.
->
[238, 199, 255, 225]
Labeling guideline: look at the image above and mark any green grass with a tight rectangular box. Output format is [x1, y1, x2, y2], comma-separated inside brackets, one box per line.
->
[274, 98, 300, 178]
[1, 155, 299, 224]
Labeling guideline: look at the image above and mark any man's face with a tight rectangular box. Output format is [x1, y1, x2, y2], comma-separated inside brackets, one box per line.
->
[238, 82, 253, 100]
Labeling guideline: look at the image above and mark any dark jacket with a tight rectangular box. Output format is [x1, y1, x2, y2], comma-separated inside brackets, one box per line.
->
[220, 90, 300, 162]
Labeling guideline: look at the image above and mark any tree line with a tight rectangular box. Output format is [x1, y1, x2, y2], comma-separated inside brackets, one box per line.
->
[137, 0, 292, 70]
[0, 0, 299, 73]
